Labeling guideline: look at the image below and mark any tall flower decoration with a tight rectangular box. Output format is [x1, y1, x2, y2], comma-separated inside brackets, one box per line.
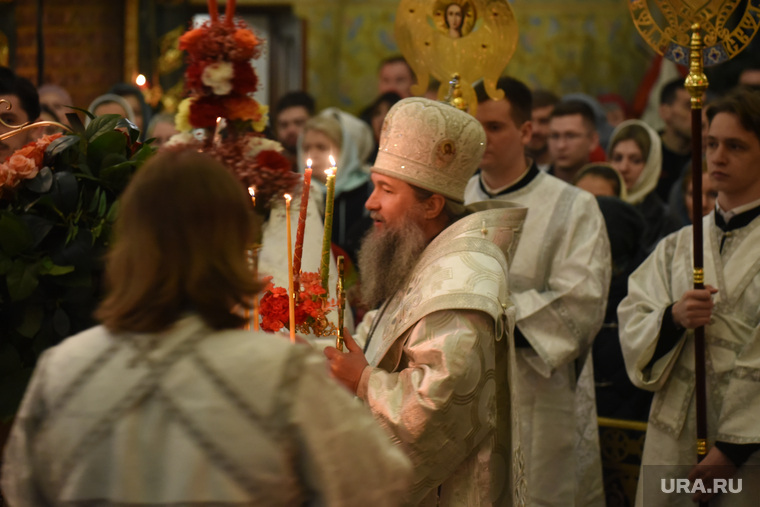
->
[169, 1, 332, 336]
[170, 0, 298, 214]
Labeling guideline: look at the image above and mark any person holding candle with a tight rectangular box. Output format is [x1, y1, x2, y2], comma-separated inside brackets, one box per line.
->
[323, 97, 527, 505]
[1, 150, 412, 506]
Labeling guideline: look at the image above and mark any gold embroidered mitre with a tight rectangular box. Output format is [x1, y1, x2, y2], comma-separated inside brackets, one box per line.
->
[372, 97, 485, 203]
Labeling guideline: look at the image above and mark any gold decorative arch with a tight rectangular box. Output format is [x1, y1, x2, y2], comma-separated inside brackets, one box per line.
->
[394, 0, 518, 114]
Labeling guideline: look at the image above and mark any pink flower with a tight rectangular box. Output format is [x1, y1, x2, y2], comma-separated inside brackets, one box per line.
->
[0, 163, 17, 188]
[7, 154, 38, 180]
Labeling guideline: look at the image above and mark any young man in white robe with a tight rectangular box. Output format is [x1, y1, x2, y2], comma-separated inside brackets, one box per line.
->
[324, 97, 528, 506]
[463, 76, 611, 507]
[619, 86, 760, 506]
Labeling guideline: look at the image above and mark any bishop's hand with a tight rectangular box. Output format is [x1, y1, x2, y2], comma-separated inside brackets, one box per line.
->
[324, 328, 368, 394]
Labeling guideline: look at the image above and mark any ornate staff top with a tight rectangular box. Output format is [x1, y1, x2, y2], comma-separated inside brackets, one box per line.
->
[0, 100, 73, 141]
[394, 0, 519, 113]
[630, 0, 760, 68]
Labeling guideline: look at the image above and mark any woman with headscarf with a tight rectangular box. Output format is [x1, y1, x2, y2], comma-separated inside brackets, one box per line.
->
[298, 108, 374, 268]
[608, 119, 680, 252]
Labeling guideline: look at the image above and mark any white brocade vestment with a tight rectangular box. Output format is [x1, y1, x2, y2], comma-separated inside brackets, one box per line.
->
[354, 203, 528, 506]
[465, 169, 611, 507]
[618, 212, 760, 507]
[1, 316, 412, 506]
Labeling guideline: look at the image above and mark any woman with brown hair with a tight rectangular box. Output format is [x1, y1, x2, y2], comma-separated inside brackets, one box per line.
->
[1, 150, 411, 506]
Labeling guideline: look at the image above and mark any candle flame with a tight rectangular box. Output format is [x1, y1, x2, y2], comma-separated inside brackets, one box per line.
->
[329, 155, 336, 167]
[284, 193, 292, 202]
[248, 186, 255, 197]
[306, 158, 312, 169]
[135, 74, 147, 87]
[216, 117, 222, 125]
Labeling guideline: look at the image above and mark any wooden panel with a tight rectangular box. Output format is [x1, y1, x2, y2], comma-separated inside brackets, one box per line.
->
[14, 0, 125, 111]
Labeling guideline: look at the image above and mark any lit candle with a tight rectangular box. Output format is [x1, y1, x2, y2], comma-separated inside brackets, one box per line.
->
[293, 159, 312, 278]
[213, 117, 223, 145]
[248, 186, 256, 208]
[320, 155, 337, 292]
[135, 74, 147, 90]
[285, 194, 296, 343]
[208, 0, 219, 23]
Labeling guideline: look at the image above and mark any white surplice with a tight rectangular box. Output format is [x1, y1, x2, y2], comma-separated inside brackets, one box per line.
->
[354, 203, 528, 506]
[465, 170, 610, 507]
[618, 212, 760, 507]
[1, 315, 411, 506]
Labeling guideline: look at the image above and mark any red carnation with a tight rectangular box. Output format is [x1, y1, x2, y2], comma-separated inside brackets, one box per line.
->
[256, 150, 291, 174]
[185, 62, 206, 92]
[179, 27, 206, 55]
[189, 96, 225, 128]
[231, 62, 258, 95]
[223, 95, 260, 122]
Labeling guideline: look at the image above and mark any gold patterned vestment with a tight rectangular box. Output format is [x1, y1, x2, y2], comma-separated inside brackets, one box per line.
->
[465, 169, 611, 507]
[1, 316, 411, 505]
[619, 211, 760, 507]
[354, 202, 527, 506]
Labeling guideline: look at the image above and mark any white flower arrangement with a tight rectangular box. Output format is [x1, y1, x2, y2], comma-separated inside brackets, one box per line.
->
[201, 61, 234, 95]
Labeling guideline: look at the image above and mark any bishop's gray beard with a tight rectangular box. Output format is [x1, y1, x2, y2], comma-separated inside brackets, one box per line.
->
[357, 218, 428, 310]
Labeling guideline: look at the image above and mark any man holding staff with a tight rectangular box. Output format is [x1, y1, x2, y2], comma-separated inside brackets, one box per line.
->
[619, 86, 760, 506]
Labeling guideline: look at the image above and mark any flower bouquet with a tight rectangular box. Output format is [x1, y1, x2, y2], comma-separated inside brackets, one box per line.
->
[0, 114, 152, 417]
[169, 0, 299, 215]
[259, 272, 337, 336]
[171, 0, 338, 338]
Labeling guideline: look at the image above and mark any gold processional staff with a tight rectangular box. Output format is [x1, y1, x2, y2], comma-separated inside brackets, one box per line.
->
[630, 2, 759, 505]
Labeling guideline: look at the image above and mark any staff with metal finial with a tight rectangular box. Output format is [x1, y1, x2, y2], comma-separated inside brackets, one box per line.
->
[336, 255, 346, 351]
[684, 24, 710, 481]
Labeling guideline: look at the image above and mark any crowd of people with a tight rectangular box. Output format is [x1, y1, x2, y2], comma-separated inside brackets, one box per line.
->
[1, 51, 760, 506]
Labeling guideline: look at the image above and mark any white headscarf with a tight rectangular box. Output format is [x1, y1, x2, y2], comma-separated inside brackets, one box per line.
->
[296, 108, 373, 198]
[608, 119, 662, 205]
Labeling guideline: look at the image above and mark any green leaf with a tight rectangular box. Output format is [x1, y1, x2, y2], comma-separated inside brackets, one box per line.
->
[25, 166, 54, 193]
[116, 117, 141, 143]
[0, 211, 34, 256]
[6, 260, 40, 301]
[46, 134, 80, 159]
[65, 224, 79, 245]
[97, 191, 107, 218]
[88, 187, 101, 213]
[85, 114, 122, 142]
[39, 257, 75, 276]
[15, 304, 44, 338]
[50, 171, 79, 213]
[18, 215, 54, 248]
[100, 161, 135, 191]
[87, 131, 127, 174]
[105, 200, 119, 223]
[91, 221, 103, 241]
[132, 143, 156, 165]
